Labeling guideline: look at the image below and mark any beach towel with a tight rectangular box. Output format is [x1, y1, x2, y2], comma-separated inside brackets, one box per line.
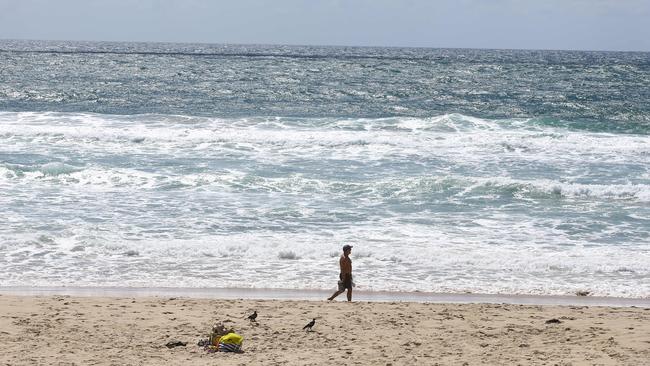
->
[218, 342, 241, 352]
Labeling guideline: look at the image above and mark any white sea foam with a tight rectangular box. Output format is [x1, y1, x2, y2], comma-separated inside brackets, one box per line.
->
[1, 223, 648, 297]
[2, 112, 647, 155]
[456, 176, 650, 202]
[2, 118, 646, 180]
[1, 111, 648, 297]
[2, 160, 650, 204]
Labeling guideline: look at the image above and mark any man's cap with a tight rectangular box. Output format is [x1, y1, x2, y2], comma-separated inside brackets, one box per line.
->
[343, 244, 353, 251]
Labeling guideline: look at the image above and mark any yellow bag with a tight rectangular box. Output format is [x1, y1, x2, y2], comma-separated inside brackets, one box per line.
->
[219, 332, 243, 345]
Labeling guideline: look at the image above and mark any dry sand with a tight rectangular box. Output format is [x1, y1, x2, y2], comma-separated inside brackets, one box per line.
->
[1, 294, 648, 365]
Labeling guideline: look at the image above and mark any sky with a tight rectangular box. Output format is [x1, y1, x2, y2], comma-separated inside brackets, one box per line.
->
[0, 0, 649, 51]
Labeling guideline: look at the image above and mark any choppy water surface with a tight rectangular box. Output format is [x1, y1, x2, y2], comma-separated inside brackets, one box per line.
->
[1, 40, 648, 297]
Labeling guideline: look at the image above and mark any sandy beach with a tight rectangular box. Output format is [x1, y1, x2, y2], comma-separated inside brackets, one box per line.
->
[1, 292, 648, 366]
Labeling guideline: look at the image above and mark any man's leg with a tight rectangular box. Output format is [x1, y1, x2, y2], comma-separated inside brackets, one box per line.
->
[346, 287, 352, 302]
[328, 289, 344, 301]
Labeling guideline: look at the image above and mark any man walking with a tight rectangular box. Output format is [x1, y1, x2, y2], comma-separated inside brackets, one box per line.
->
[327, 244, 353, 302]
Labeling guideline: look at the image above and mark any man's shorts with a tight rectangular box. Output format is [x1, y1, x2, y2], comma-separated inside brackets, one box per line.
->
[338, 273, 352, 291]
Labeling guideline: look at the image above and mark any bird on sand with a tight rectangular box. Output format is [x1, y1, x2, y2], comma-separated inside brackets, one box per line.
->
[247, 311, 257, 322]
[303, 318, 316, 331]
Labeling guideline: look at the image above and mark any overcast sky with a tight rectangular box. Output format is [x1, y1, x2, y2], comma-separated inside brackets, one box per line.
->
[1, 0, 649, 51]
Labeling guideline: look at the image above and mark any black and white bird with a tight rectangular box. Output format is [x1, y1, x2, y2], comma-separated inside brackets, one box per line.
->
[247, 310, 257, 322]
[303, 318, 316, 331]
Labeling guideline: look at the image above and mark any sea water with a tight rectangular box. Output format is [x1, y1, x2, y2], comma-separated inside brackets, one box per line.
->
[0, 40, 648, 297]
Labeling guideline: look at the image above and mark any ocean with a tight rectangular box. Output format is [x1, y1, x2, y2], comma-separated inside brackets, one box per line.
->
[0, 40, 648, 298]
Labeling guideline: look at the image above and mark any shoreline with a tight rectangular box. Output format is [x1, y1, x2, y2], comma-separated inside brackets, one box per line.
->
[2, 286, 648, 307]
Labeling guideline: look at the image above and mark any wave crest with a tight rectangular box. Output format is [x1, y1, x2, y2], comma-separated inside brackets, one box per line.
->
[2, 164, 648, 203]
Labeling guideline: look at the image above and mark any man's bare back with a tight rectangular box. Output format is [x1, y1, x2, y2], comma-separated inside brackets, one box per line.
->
[340, 254, 352, 275]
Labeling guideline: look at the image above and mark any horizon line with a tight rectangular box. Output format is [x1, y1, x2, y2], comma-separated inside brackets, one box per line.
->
[1, 37, 649, 54]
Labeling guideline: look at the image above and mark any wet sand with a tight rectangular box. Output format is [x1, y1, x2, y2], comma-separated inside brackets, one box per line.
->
[1, 289, 648, 365]
[2, 286, 649, 307]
